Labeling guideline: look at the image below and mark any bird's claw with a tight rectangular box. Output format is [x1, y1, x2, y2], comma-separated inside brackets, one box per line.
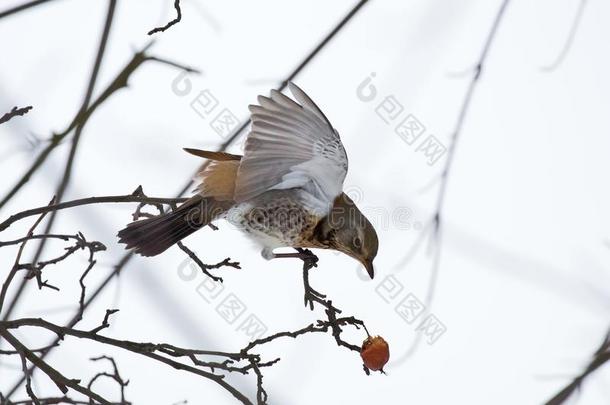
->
[296, 248, 318, 269]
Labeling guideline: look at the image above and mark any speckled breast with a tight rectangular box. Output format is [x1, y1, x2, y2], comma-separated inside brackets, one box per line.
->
[225, 190, 322, 249]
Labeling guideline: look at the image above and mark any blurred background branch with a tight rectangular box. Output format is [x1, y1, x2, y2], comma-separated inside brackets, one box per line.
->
[399, 0, 511, 359]
[545, 327, 610, 405]
[0, 0, 58, 20]
[541, 0, 588, 72]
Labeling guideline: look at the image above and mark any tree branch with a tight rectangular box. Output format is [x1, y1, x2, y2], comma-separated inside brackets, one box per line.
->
[0, 106, 32, 125]
[0, 197, 54, 315]
[147, 0, 182, 35]
[0, 192, 186, 232]
[0, 328, 112, 404]
[541, 0, 588, 72]
[0, 0, 57, 20]
[176, 242, 240, 283]
[544, 328, 610, 405]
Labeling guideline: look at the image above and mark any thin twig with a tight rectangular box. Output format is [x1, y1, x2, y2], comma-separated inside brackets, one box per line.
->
[0, 197, 54, 315]
[0, 192, 186, 232]
[0, 106, 33, 125]
[87, 355, 130, 404]
[148, 0, 182, 35]
[0, 0, 56, 20]
[2, 396, 124, 404]
[0, 342, 59, 355]
[0, 328, 112, 404]
[541, 0, 588, 72]
[544, 328, 610, 405]
[12, 232, 106, 294]
[0, 233, 74, 247]
[176, 242, 240, 283]
[89, 309, 119, 334]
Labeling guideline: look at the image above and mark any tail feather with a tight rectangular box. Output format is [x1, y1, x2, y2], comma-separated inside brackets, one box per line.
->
[117, 196, 228, 257]
[119, 148, 241, 257]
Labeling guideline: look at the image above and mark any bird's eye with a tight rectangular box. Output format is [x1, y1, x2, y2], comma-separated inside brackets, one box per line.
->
[353, 236, 362, 248]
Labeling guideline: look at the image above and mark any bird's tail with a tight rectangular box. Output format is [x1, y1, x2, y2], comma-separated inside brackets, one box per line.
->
[117, 195, 229, 257]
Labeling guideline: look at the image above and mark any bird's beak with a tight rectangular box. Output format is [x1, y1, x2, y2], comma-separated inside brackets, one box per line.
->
[362, 258, 374, 279]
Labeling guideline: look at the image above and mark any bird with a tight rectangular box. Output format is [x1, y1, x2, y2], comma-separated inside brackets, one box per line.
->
[117, 82, 379, 278]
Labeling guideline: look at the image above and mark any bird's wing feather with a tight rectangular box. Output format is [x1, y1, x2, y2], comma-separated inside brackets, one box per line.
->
[234, 82, 348, 212]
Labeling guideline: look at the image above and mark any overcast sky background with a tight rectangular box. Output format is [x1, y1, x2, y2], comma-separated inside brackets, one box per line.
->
[0, 0, 609, 404]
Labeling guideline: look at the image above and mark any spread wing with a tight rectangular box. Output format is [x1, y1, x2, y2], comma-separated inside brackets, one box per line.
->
[234, 82, 348, 212]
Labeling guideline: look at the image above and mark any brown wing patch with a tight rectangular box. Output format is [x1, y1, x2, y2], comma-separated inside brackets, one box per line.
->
[196, 160, 240, 201]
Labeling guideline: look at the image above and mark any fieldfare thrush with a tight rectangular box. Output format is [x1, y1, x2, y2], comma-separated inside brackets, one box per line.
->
[118, 83, 379, 278]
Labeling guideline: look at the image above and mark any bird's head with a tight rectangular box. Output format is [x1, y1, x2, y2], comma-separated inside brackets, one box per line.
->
[318, 193, 379, 278]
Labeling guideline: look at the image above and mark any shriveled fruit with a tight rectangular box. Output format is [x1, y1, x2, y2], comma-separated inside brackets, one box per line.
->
[360, 335, 389, 371]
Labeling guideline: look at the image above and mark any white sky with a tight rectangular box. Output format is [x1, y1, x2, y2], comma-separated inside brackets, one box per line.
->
[1, 0, 609, 404]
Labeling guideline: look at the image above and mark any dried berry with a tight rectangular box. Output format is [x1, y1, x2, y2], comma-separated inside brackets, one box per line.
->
[360, 335, 390, 371]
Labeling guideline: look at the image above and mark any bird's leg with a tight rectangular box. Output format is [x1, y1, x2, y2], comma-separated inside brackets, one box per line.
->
[270, 248, 319, 267]
[294, 248, 326, 310]
[265, 248, 325, 309]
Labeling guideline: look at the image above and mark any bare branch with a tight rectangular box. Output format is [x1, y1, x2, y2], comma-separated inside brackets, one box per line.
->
[89, 309, 119, 334]
[87, 355, 130, 404]
[0, 0, 56, 20]
[0, 197, 55, 315]
[0, 191, 186, 232]
[1, 318, 254, 404]
[0, 265, 373, 404]
[3, 396, 124, 404]
[0, 327, 112, 404]
[147, 0, 182, 35]
[544, 328, 610, 405]
[0, 342, 58, 355]
[17, 341, 38, 405]
[12, 232, 106, 294]
[0, 106, 33, 125]
[0, 234, 78, 248]
[541, 0, 588, 72]
[1, 224, 372, 404]
[176, 242, 240, 283]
